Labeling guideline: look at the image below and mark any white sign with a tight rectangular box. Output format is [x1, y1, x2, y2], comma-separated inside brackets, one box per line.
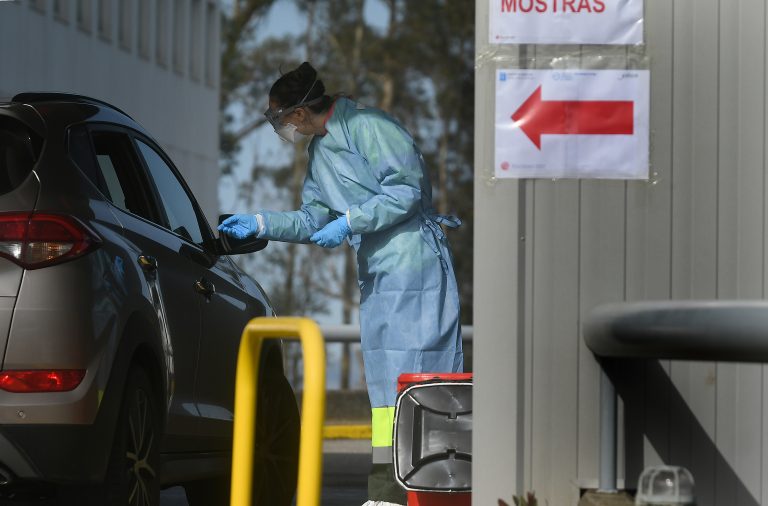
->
[489, 0, 644, 45]
[495, 69, 649, 179]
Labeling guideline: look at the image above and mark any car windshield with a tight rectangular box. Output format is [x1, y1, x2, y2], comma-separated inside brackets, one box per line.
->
[0, 116, 40, 196]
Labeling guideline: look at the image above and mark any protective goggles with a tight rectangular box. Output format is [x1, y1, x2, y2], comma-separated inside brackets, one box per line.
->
[264, 78, 322, 130]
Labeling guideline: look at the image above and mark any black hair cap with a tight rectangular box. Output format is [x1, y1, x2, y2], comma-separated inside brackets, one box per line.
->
[269, 62, 326, 110]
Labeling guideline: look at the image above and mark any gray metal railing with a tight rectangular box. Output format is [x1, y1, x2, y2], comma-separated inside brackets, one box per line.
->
[320, 324, 474, 343]
[583, 300, 768, 492]
[283, 325, 474, 391]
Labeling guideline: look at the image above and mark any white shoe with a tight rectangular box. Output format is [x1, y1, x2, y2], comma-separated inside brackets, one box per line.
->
[361, 502, 405, 506]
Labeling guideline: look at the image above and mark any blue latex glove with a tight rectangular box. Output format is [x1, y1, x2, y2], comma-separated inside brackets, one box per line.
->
[218, 214, 261, 239]
[310, 215, 351, 248]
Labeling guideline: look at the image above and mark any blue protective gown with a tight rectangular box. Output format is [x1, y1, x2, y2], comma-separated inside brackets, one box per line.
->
[258, 97, 463, 445]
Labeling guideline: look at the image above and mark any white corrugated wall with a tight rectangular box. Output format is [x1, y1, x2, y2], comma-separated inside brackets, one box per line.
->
[0, 0, 220, 225]
[474, 1, 768, 505]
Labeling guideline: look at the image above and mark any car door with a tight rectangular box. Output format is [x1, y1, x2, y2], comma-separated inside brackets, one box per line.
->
[86, 126, 204, 451]
[193, 256, 270, 450]
[131, 137, 267, 450]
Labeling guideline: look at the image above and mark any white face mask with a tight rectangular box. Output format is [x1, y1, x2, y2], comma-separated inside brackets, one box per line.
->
[276, 123, 308, 144]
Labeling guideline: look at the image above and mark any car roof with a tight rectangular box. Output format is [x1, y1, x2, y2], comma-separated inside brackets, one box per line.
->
[6, 92, 151, 138]
[11, 93, 134, 119]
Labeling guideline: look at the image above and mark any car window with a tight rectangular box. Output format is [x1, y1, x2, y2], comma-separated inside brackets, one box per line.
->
[90, 131, 156, 222]
[0, 116, 41, 196]
[134, 139, 206, 246]
[68, 125, 105, 190]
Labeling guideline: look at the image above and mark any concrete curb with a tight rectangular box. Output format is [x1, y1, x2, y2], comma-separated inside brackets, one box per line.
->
[323, 424, 372, 440]
[578, 491, 634, 506]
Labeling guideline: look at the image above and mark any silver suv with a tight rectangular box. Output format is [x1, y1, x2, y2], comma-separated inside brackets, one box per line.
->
[0, 93, 299, 505]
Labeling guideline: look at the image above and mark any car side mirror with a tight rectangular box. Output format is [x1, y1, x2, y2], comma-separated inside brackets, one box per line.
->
[214, 214, 268, 255]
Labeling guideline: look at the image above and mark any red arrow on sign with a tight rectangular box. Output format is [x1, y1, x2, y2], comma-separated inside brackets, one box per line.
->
[511, 86, 634, 150]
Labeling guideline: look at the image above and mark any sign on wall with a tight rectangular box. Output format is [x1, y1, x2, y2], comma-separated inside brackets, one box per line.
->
[489, 0, 644, 45]
[495, 69, 649, 179]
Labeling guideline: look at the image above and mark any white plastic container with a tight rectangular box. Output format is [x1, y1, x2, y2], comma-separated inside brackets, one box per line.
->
[635, 465, 695, 506]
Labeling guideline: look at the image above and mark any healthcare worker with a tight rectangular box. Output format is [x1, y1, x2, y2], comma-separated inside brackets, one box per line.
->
[219, 62, 463, 506]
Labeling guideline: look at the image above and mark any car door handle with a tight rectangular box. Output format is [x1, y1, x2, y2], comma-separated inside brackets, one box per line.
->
[138, 255, 158, 272]
[194, 278, 215, 298]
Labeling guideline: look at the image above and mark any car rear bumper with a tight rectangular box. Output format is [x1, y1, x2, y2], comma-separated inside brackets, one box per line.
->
[0, 357, 102, 425]
[0, 355, 123, 485]
[0, 422, 112, 483]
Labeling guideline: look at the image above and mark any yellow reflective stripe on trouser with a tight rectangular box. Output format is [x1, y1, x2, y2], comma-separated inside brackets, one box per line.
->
[371, 407, 395, 464]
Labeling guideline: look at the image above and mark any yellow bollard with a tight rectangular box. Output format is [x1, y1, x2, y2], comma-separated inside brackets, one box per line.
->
[230, 317, 326, 506]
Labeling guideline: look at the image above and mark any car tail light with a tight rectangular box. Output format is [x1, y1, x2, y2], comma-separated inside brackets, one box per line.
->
[0, 370, 86, 392]
[0, 212, 100, 269]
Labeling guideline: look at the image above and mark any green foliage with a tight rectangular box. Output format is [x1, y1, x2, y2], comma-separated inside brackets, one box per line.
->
[508, 491, 539, 506]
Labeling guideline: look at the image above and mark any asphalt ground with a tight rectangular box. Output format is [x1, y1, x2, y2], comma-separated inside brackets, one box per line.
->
[316, 439, 370, 506]
[159, 439, 370, 506]
[0, 440, 370, 506]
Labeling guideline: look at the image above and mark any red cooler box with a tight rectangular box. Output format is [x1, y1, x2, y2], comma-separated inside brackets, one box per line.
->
[394, 373, 473, 506]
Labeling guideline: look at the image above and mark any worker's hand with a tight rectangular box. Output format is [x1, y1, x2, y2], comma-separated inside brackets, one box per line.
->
[310, 216, 350, 248]
[218, 214, 261, 240]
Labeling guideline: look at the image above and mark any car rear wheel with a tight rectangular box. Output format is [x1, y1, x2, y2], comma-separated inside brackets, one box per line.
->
[184, 372, 300, 506]
[105, 367, 161, 506]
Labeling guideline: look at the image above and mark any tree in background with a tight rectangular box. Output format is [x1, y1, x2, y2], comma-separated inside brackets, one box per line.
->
[219, 0, 475, 385]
